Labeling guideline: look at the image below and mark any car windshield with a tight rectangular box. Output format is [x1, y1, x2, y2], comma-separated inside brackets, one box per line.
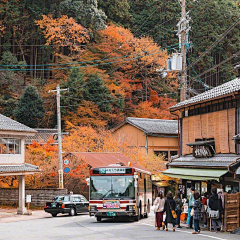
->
[90, 176, 134, 200]
[53, 196, 70, 202]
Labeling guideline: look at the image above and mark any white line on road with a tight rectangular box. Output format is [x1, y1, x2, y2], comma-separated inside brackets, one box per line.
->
[138, 223, 228, 240]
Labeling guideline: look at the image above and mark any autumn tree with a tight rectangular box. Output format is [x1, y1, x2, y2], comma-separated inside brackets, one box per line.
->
[14, 85, 45, 128]
[36, 14, 90, 53]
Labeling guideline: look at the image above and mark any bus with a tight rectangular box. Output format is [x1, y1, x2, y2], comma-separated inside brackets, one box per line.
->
[89, 164, 152, 222]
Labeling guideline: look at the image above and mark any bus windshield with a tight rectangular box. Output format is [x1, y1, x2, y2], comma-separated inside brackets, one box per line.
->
[90, 176, 135, 200]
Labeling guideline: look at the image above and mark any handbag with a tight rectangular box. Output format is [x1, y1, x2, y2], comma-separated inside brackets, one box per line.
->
[168, 201, 177, 219]
[190, 208, 194, 216]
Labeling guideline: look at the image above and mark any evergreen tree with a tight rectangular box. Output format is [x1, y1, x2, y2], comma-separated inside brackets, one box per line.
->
[14, 85, 45, 128]
[98, 0, 132, 28]
[84, 74, 113, 112]
[61, 68, 86, 115]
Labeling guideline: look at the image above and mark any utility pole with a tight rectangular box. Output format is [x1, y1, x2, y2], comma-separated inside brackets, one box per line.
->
[180, 0, 187, 102]
[49, 84, 68, 189]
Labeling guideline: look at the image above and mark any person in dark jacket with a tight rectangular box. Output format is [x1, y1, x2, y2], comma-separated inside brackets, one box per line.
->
[164, 192, 176, 232]
[192, 192, 202, 234]
[174, 190, 183, 228]
[208, 187, 223, 232]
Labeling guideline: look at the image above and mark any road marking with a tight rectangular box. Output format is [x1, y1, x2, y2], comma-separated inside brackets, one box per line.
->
[138, 223, 228, 240]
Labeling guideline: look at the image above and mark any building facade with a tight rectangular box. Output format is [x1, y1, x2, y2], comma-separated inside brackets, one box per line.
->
[112, 117, 179, 160]
[0, 114, 40, 214]
[163, 78, 240, 196]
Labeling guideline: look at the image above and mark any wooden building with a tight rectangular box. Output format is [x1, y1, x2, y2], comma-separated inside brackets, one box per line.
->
[112, 117, 179, 160]
[163, 78, 240, 195]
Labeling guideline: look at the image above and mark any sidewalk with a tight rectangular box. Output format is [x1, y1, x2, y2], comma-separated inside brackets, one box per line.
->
[0, 208, 50, 223]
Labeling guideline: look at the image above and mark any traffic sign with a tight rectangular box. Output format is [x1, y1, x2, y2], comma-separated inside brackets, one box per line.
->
[63, 158, 70, 165]
[64, 167, 70, 174]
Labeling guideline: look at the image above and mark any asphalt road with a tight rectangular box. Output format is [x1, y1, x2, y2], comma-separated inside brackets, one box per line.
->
[0, 213, 238, 240]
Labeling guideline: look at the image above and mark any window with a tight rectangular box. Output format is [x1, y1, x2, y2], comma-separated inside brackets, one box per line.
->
[80, 197, 87, 202]
[0, 138, 21, 154]
[73, 197, 81, 202]
[170, 151, 178, 158]
[154, 151, 169, 161]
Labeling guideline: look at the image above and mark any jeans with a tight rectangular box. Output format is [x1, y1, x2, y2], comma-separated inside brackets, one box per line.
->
[212, 219, 222, 232]
[176, 210, 182, 226]
[194, 220, 200, 232]
[187, 206, 194, 227]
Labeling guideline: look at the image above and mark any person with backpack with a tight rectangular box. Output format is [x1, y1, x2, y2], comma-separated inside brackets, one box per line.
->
[164, 192, 176, 232]
[208, 187, 224, 233]
[174, 190, 183, 228]
[192, 192, 202, 234]
[153, 191, 165, 230]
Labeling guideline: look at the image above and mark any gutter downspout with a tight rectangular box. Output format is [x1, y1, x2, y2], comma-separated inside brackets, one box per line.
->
[171, 112, 180, 156]
[145, 134, 148, 155]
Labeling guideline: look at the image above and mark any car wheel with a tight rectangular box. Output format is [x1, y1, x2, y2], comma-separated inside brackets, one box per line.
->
[51, 213, 57, 217]
[69, 208, 75, 216]
[97, 217, 102, 222]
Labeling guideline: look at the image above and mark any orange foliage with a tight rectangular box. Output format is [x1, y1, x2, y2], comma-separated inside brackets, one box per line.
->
[63, 123, 174, 182]
[36, 15, 90, 52]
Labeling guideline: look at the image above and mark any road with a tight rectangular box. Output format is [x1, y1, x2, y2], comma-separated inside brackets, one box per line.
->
[0, 213, 238, 240]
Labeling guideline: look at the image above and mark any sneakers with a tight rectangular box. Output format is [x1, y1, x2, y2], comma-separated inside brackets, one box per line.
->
[177, 226, 182, 229]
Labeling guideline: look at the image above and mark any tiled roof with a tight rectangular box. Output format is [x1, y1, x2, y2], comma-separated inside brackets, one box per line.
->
[114, 117, 178, 135]
[168, 154, 240, 169]
[0, 163, 40, 173]
[68, 152, 150, 173]
[25, 128, 58, 144]
[170, 78, 240, 110]
[0, 114, 36, 133]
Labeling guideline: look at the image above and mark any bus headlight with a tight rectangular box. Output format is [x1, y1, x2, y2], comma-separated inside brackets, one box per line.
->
[127, 205, 135, 211]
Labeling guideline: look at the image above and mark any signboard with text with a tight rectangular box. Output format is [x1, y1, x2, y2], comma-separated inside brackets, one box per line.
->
[193, 145, 213, 158]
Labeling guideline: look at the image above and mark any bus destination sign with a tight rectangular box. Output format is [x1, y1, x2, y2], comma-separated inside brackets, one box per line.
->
[99, 168, 126, 174]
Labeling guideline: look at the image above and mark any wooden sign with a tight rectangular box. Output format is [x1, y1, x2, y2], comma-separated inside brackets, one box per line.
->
[193, 145, 213, 158]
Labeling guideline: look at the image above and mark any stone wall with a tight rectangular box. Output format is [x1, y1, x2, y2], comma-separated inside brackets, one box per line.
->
[0, 188, 68, 207]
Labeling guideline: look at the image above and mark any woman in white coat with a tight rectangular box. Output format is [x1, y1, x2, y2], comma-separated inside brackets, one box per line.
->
[153, 192, 165, 230]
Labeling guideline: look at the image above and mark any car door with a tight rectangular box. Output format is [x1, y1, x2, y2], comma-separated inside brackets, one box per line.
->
[72, 196, 81, 213]
[80, 196, 89, 212]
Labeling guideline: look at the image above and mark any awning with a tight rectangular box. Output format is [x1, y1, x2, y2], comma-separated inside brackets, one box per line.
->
[162, 168, 228, 181]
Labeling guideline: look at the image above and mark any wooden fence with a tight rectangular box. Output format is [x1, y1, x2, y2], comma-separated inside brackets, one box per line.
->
[224, 192, 240, 232]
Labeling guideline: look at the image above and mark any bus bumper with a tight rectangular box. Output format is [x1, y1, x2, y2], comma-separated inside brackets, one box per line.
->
[90, 210, 136, 218]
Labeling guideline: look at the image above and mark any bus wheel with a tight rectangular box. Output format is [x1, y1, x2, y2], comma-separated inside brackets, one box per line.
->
[96, 217, 102, 222]
[144, 201, 150, 218]
[134, 206, 141, 221]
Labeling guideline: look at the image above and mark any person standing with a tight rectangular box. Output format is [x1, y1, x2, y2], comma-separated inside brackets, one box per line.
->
[202, 192, 209, 228]
[153, 192, 165, 230]
[164, 192, 176, 232]
[174, 190, 183, 228]
[186, 186, 195, 228]
[192, 192, 202, 234]
[209, 187, 223, 233]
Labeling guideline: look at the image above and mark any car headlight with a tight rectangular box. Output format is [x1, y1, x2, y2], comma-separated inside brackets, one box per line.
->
[89, 205, 97, 211]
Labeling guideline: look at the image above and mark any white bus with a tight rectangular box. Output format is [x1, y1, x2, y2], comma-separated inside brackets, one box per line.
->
[89, 165, 152, 222]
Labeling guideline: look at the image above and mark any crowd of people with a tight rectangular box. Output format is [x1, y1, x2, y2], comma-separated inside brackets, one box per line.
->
[153, 187, 224, 234]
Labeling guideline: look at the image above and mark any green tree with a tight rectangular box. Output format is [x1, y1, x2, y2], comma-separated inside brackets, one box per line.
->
[98, 0, 132, 27]
[14, 85, 45, 128]
[84, 73, 113, 112]
[59, 0, 107, 30]
[61, 68, 86, 115]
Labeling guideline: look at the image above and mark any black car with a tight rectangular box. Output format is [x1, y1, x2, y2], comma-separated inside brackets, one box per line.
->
[44, 194, 89, 217]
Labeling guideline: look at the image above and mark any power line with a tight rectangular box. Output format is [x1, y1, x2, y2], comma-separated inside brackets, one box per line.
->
[186, 17, 240, 71]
